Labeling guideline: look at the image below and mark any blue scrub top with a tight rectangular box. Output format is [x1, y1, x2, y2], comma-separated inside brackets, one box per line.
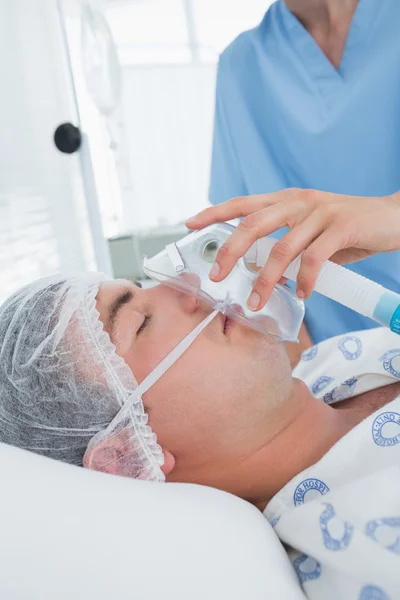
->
[209, 0, 400, 343]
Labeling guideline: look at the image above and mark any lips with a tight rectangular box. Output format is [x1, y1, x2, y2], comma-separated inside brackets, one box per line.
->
[223, 315, 234, 334]
[222, 305, 245, 335]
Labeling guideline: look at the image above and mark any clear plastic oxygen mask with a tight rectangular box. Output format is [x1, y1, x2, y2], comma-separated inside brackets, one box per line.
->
[143, 223, 305, 342]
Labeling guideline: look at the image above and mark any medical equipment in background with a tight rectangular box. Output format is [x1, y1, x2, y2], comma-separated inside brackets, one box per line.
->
[59, 0, 131, 243]
[108, 224, 188, 280]
[79, 1, 134, 234]
[143, 223, 305, 342]
[53, 120, 113, 275]
[54, 0, 116, 276]
[80, 3, 121, 116]
[247, 236, 400, 335]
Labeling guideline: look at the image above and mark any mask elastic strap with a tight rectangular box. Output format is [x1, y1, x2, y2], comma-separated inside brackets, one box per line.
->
[114, 307, 222, 422]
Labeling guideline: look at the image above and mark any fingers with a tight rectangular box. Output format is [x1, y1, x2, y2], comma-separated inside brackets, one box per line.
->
[208, 202, 296, 283]
[246, 213, 325, 310]
[183, 189, 353, 310]
[295, 229, 348, 299]
[185, 190, 299, 229]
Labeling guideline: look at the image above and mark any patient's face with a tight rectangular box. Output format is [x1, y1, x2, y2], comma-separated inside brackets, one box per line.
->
[96, 279, 292, 490]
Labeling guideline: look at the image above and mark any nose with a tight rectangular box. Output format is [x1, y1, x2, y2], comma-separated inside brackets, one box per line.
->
[148, 280, 206, 317]
[180, 293, 199, 314]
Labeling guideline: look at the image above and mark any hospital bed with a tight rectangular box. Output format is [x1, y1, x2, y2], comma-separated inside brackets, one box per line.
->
[0, 442, 305, 599]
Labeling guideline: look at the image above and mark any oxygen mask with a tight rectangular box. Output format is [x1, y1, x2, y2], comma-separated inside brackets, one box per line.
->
[143, 223, 305, 342]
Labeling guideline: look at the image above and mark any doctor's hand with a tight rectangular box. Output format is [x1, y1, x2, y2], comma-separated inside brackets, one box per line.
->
[185, 188, 400, 311]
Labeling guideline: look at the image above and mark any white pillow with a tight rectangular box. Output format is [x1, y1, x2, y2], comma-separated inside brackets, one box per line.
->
[0, 443, 304, 600]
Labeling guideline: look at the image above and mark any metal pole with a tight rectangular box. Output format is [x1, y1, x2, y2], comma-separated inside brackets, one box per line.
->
[56, 0, 113, 275]
[80, 133, 114, 275]
[183, 0, 200, 64]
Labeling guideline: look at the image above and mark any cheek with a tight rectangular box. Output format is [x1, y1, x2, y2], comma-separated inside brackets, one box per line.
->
[123, 331, 182, 383]
[143, 350, 219, 448]
[141, 342, 276, 452]
[131, 326, 292, 455]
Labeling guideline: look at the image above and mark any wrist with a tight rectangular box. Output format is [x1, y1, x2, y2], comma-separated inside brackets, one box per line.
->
[384, 191, 400, 249]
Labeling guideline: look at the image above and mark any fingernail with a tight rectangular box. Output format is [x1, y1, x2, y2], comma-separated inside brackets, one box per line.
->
[247, 292, 260, 311]
[185, 215, 197, 224]
[297, 289, 305, 300]
[209, 262, 221, 279]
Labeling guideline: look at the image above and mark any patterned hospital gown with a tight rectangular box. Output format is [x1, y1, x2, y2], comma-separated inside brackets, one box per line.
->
[264, 327, 400, 599]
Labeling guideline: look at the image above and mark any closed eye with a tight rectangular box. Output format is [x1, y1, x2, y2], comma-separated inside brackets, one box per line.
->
[137, 315, 151, 335]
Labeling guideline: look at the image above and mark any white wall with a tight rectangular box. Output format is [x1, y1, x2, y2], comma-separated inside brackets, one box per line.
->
[108, 0, 273, 233]
[0, 0, 99, 302]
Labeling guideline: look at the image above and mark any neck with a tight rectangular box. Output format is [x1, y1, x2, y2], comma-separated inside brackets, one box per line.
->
[253, 378, 360, 512]
[284, 0, 358, 28]
[283, 0, 359, 68]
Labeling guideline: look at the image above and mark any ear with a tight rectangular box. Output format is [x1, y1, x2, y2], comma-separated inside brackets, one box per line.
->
[160, 448, 175, 476]
[83, 435, 176, 479]
[83, 439, 121, 475]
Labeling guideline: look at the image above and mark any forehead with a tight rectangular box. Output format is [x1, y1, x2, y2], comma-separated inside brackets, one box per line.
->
[97, 279, 136, 300]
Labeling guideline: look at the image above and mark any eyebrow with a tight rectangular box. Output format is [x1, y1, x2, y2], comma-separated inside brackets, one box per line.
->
[108, 288, 135, 343]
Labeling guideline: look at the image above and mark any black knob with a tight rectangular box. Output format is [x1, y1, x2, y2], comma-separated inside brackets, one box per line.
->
[54, 122, 82, 154]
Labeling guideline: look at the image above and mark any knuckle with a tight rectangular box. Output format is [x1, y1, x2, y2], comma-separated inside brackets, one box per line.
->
[296, 188, 319, 206]
[296, 272, 311, 289]
[281, 187, 301, 199]
[293, 188, 309, 201]
[301, 248, 321, 268]
[217, 241, 243, 263]
[270, 240, 293, 262]
[217, 243, 234, 260]
[307, 188, 321, 203]
[255, 273, 273, 292]
[296, 270, 314, 295]
[239, 212, 260, 231]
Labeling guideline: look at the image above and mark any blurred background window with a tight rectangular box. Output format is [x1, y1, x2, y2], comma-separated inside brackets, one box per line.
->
[102, 0, 272, 232]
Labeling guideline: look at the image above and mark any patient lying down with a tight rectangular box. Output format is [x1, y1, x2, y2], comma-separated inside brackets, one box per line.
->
[0, 274, 399, 599]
